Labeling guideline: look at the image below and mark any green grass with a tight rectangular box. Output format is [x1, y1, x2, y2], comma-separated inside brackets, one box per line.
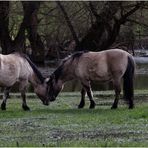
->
[0, 90, 148, 147]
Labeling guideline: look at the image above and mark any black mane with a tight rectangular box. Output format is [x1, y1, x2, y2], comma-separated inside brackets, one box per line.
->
[23, 54, 45, 83]
[71, 51, 86, 60]
[53, 65, 63, 82]
[53, 51, 87, 81]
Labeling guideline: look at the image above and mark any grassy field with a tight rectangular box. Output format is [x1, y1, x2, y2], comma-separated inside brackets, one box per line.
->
[0, 90, 148, 147]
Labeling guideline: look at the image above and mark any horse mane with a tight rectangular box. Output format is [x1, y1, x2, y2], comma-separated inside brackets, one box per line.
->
[62, 51, 87, 63]
[53, 51, 87, 81]
[71, 51, 87, 60]
[21, 54, 45, 83]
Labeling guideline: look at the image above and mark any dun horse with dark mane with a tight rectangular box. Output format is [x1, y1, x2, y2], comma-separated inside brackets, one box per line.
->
[47, 49, 135, 109]
[0, 53, 50, 111]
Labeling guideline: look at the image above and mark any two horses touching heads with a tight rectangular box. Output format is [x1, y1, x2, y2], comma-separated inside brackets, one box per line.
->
[0, 49, 135, 111]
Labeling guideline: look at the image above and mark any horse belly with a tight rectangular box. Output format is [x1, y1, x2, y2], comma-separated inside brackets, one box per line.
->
[88, 66, 112, 82]
[90, 72, 112, 82]
[0, 67, 19, 87]
[0, 77, 17, 87]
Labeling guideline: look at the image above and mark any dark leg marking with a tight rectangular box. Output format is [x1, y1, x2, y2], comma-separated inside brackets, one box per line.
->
[111, 80, 121, 109]
[78, 88, 86, 109]
[1, 87, 11, 110]
[83, 83, 96, 109]
[19, 81, 30, 111]
[1, 102, 6, 110]
[21, 92, 30, 111]
[128, 98, 134, 109]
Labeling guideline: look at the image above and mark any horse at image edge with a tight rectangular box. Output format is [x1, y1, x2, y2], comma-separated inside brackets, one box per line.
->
[0, 53, 50, 111]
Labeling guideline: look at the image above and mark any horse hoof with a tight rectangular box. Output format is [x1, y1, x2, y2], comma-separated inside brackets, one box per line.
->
[1, 106, 6, 110]
[22, 105, 30, 111]
[78, 106, 83, 109]
[1, 103, 6, 110]
[89, 102, 96, 109]
[78, 104, 85, 109]
[111, 106, 117, 109]
[129, 105, 134, 109]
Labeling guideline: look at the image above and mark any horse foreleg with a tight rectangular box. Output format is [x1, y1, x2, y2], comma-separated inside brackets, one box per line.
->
[21, 90, 30, 111]
[111, 80, 121, 109]
[78, 88, 86, 109]
[82, 83, 96, 109]
[19, 81, 30, 111]
[1, 87, 11, 110]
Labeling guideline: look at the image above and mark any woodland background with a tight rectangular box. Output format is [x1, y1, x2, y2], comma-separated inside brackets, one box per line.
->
[0, 1, 148, 63]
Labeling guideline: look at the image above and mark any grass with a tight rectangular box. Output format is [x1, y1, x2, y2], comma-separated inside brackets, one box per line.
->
[0, 90, 148, 147]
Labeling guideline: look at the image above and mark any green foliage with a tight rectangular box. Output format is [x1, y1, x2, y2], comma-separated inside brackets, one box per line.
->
[0, 90, 148, 147]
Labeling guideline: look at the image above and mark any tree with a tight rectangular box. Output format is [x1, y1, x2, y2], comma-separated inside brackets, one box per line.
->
[22, 2, 45, 63]
[0, 1, 25, 54]
[56, 1, 80, 46]
[0, 1, 147, 61]
[0, 1, 44, 63]
[75, 1, 144, 51]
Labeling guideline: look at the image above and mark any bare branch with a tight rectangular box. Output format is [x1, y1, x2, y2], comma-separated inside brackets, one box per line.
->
[119, 2, 144, 24]
[56, 1, 79, 46]
[89, 1, 99, 20]
[127, 18, 148, 28]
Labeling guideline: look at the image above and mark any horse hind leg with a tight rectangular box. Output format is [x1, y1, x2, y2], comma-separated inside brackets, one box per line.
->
[21, 90, 30, 111]
[1, 87, 11, 110]
[111, 79, 121, 109]
[78, 88, 86, 109]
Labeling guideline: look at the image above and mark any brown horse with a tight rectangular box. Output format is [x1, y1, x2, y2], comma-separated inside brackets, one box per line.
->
[0, 52, 50, 111]
[47, 49, 135, 109]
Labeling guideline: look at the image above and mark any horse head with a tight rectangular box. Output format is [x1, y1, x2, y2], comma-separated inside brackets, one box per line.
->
[47, 74, 63, 102]
[34, 78, 50, 106]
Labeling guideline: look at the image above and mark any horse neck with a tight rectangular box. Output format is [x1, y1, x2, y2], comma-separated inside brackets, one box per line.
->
[59, 60, 76, 83]
[24, 55, 45, 87]
[29, 73, 43, 87]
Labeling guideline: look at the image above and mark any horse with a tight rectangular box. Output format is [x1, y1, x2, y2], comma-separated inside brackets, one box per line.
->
[0, 52, 50, 111]
[47, 49, 135, 109]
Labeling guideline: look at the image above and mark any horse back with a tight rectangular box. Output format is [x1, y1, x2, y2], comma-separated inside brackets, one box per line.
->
[106, 49, 130, 73]
[0, 53, 33, 86]
[75, 49, 132, 81]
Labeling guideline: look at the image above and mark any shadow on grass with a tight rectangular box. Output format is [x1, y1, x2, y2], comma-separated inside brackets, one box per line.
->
[0, 103, 140, 120]
[33, 107, 127, 115]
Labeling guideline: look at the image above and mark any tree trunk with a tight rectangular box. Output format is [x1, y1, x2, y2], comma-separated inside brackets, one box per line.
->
[56, 1, 80, 47]
[0, 1, 26, 54]
[22, 2, 45, 63]
[0, 2, 12, 54]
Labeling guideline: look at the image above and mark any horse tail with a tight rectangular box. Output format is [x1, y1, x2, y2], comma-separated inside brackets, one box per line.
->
[123, 55, 135, 108]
